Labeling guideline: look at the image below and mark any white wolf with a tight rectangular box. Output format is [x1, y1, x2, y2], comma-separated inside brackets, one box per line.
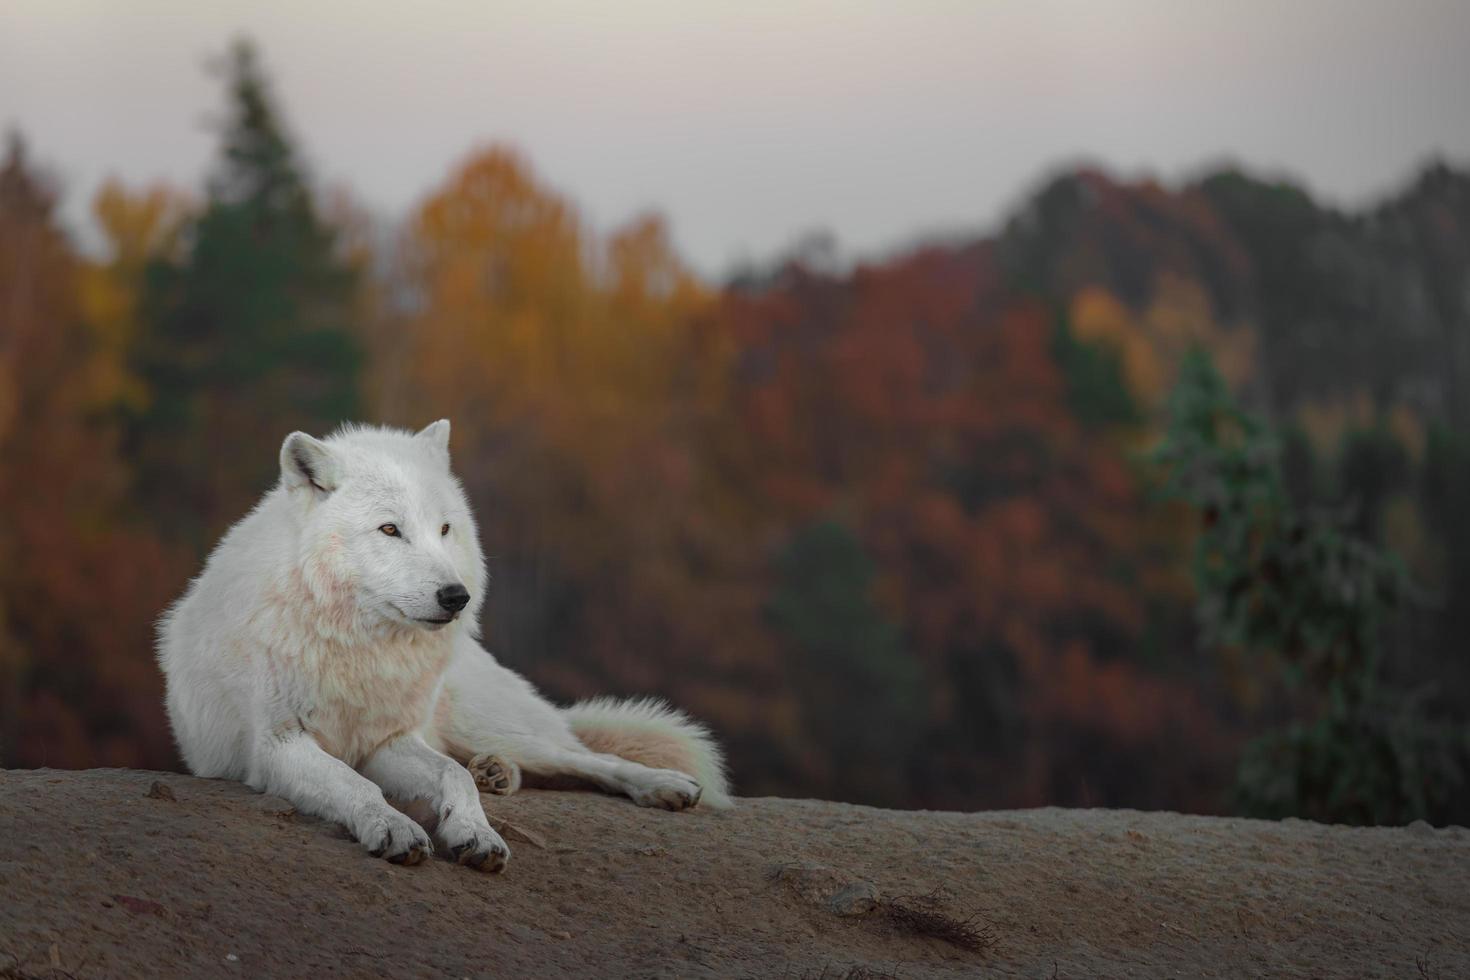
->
[158, 420, 730, 871]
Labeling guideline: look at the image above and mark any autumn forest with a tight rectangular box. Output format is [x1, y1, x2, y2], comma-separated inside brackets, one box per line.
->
[3, 43, 1468, 825]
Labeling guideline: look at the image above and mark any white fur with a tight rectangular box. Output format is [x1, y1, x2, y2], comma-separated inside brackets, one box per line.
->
[158, 420, 730, 870]
[563, 697, 732, 809]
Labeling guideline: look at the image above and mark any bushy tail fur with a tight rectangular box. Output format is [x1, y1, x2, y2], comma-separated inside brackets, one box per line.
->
[563, 697, 733, 809]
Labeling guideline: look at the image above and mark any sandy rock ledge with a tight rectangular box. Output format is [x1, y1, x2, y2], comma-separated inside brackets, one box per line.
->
[2, 768, 1467, 978]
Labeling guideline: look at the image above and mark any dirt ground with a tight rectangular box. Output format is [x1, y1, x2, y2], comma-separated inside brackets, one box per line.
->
[1, 768, 1467, 978]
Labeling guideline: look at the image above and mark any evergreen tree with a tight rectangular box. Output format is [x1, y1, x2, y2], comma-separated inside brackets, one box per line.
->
[1151, 350, 1469, 824]
[131, 40, 361, 546]
[767, 520, 922, 806]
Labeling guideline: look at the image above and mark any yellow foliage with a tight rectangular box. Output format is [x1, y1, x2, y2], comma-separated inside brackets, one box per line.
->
[1387, 403, 1426, 465]
[77, 180, 190, 412]
[385, 146, 727, 588]
[1070, 286, 1164, 404]
[404, 146, 591, 422]
[1381, 492, 1440, 587]
[398, 147, 715, 444]
[1143, 274, 1255, 393]
[1070, 274, 1255, 414]
[1295, 389, 1376, 457]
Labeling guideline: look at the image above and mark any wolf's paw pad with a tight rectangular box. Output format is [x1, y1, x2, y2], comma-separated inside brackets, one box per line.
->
[363, 811, 433, 866]
[442, 819, 510, 873]
[629, 769, 703, 812]
[468, 753, 522, 796]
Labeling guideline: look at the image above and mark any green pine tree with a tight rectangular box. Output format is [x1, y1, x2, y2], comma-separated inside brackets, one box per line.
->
[1151, 349, 1468, 824]
[131, 39, 361, 546]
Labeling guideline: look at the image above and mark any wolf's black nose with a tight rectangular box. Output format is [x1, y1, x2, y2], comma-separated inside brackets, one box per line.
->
[437, 584, 470, 613]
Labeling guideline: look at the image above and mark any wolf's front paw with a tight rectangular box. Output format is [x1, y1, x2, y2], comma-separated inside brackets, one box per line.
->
[628, 768, 703, 811]
[359, 808, 433, 865]
[439, 807, 510, 873]
[468, 753, 522, 796]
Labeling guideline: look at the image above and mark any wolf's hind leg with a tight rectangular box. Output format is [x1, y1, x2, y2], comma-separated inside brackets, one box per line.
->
[435, 640, 706, 810]
[467, 753, 522, 795]
[516, 744, 702, 811]
[361, 733, 510, 872]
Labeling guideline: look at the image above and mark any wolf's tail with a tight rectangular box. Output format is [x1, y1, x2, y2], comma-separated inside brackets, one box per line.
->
[563, 697, 733, 809]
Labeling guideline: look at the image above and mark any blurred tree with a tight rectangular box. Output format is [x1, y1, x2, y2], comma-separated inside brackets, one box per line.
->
[714, 250, 1226, 810]
[8, 41, 1469, 825]
[1334, 425, 1411, 539]
[0, 135, 179, 769]
[389, 147, 779, 773]
[0, 133, 75, 765]
[1051, 309, 1139, 431]
[767, 520, 921, 805]
[79, 180, 190, 416]
[1419, 425, 1470, 727]
[129, 40, 361, 546]
[1152, 349, 1468, 823]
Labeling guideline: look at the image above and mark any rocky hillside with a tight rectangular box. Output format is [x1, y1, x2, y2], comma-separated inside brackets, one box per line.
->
[1, 768, 1467, 978]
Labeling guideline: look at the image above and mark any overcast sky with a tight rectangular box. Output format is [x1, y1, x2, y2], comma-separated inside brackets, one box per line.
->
[3, 0, 1468, 276]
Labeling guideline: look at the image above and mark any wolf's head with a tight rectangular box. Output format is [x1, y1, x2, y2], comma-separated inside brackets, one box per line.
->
[278, 420, 486, 635]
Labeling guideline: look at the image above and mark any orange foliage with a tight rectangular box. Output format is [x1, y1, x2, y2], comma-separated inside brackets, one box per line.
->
[0, 144, 185, 769]
[703, 246, 1227, 807]
[5, 137, 1237, 811]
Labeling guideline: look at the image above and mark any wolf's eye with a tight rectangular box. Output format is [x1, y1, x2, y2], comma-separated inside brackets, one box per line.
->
[441, 523, 451, 536]
[379, 524, 400, 537]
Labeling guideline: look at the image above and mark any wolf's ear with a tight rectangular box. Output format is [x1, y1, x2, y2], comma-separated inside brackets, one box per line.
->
[415, 419, 451, 458]
[280, 432, 340, 495]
